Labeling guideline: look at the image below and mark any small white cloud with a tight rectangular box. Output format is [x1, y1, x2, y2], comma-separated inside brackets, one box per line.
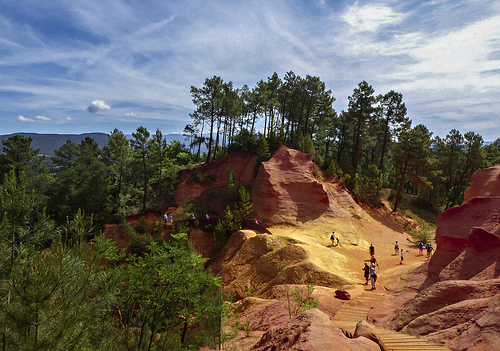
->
[18, 115, 35, 122]
[86, 100, 111, 113]
[35, 115, 51, 121]
[65, 116, 73, 121]
[125, 112, 137, 117]
[342, 4, 407, 32]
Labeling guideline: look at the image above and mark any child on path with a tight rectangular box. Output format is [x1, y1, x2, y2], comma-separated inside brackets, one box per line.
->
[400, 249, 404, 264]
[363, 263, 370, 285]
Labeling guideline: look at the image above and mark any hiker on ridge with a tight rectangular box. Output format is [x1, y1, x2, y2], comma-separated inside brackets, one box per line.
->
[330, 231, 336, 247]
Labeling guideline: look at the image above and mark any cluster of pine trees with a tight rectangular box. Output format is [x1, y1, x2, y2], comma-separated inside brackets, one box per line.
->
[184, 72, 499, 210]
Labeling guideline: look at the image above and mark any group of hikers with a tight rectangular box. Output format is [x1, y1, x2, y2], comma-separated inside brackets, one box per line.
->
[329, 230, 435, 291]
[364, 241, 434, 290]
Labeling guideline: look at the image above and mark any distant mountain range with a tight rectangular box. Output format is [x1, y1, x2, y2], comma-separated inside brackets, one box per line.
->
[0, 132, 192, 157]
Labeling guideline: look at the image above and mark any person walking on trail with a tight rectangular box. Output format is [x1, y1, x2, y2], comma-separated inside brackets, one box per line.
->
[370, 255, 379, 268]
[419, 242, 424, 256]
[394, 241, 400, 255]
[400, 249, 404, 264]
[369, 244, 375, 256]
[426, 244, 434, 258]
[330, 231, 336, 247]
[363, 263, 370, 285]
[370, 269, 378, 290]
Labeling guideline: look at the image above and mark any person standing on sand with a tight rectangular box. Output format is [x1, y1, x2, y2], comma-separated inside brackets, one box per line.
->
[400, 249, 404, 264]
[330, 231, 336, 246]
[369, 244, 375, 256]
[363, 263, 370, 285]
[370, 255, 380, 269]
[394, 241, 400, 255]
[370, 269, 378, 290]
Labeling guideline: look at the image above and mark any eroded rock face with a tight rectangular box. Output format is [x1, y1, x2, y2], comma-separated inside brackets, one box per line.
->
[251, 146, 330, 225]
[250, 308, 381, 351]
[429, 172, 500, 280]
[388, 166, 500, 351]
[388, 278, 500, 331]
[175, 152, 257, 213]
[213, 230, 350, 299]
[463, 164, 500, 202]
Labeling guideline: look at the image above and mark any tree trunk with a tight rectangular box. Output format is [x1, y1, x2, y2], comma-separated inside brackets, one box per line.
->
[393, 159, 408, 212]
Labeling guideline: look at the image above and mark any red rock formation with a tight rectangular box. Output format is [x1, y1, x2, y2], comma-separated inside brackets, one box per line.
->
[251, 146, 330, 225]
[429, 176, 500, 281]
[250, 308, 381, 351]
[174, 151, 257, 212]
[251, 145, 362, 225]
[388, 278, 500, 331]
[463, 164, 500, 202]
[389, 165, 500, 351]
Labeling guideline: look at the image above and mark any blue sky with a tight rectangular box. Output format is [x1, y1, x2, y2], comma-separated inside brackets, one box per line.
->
[1, 0, 499, 140]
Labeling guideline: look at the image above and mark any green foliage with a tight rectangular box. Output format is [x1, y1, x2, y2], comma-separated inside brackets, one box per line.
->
[286, 284, 319, 318]
[410, 221, 435, 244]
[188, 170, 204, 183]
[361, 163, 382, 206]
[326, 159, 342, 177]
[116, 237, 221, 350]
[151, 216, 164, 239]
[135, 216, 148, 233]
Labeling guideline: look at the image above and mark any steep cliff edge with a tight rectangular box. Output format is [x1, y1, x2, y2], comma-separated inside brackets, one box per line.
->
[389, 165, 500, 351]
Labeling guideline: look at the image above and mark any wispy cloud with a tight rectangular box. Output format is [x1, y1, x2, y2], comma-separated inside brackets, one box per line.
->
[0, 0, 499, 139]
[36, 115, 51, 121]
[18, 115, 35, 122]
[341, 3, 408, 32]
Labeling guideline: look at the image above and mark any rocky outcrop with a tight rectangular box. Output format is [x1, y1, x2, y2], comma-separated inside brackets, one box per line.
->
[388, 165, 500, 350]
[354, 321, 387, 351]
[389, 278, 500, 332]
[212, 230, 350, 299]
[174, 151, 257, 213]
[429, 197, 500, 280]
[463, 164, 500, 202]
[250, 308, 381, 351]
[428, 165, 500, 282]
[251, 145, 363, 225]
[251, 146, 330, 225]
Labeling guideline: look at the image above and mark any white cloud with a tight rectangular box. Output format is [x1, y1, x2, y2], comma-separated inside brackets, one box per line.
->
[86, 100, 111, 113]
[18, 115, 35, 122]
[35, 115, 51, 121]
[65, 116, 73, 121]
[342, 3, 407, 32]
[125, 112, 137, 117]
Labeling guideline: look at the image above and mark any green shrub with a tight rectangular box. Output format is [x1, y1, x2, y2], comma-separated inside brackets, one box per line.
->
[135, 216, 147, 233]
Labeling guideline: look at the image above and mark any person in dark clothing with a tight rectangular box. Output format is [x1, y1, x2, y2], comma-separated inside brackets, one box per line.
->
[369, 244, 375, 256]
[363, 263, 370, 285]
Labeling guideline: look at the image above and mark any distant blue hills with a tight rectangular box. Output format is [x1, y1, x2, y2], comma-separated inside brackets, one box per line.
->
[0, 132, 192, 157]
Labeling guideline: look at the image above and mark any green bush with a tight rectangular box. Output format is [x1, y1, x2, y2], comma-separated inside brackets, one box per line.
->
[135, 216, 147, 233]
